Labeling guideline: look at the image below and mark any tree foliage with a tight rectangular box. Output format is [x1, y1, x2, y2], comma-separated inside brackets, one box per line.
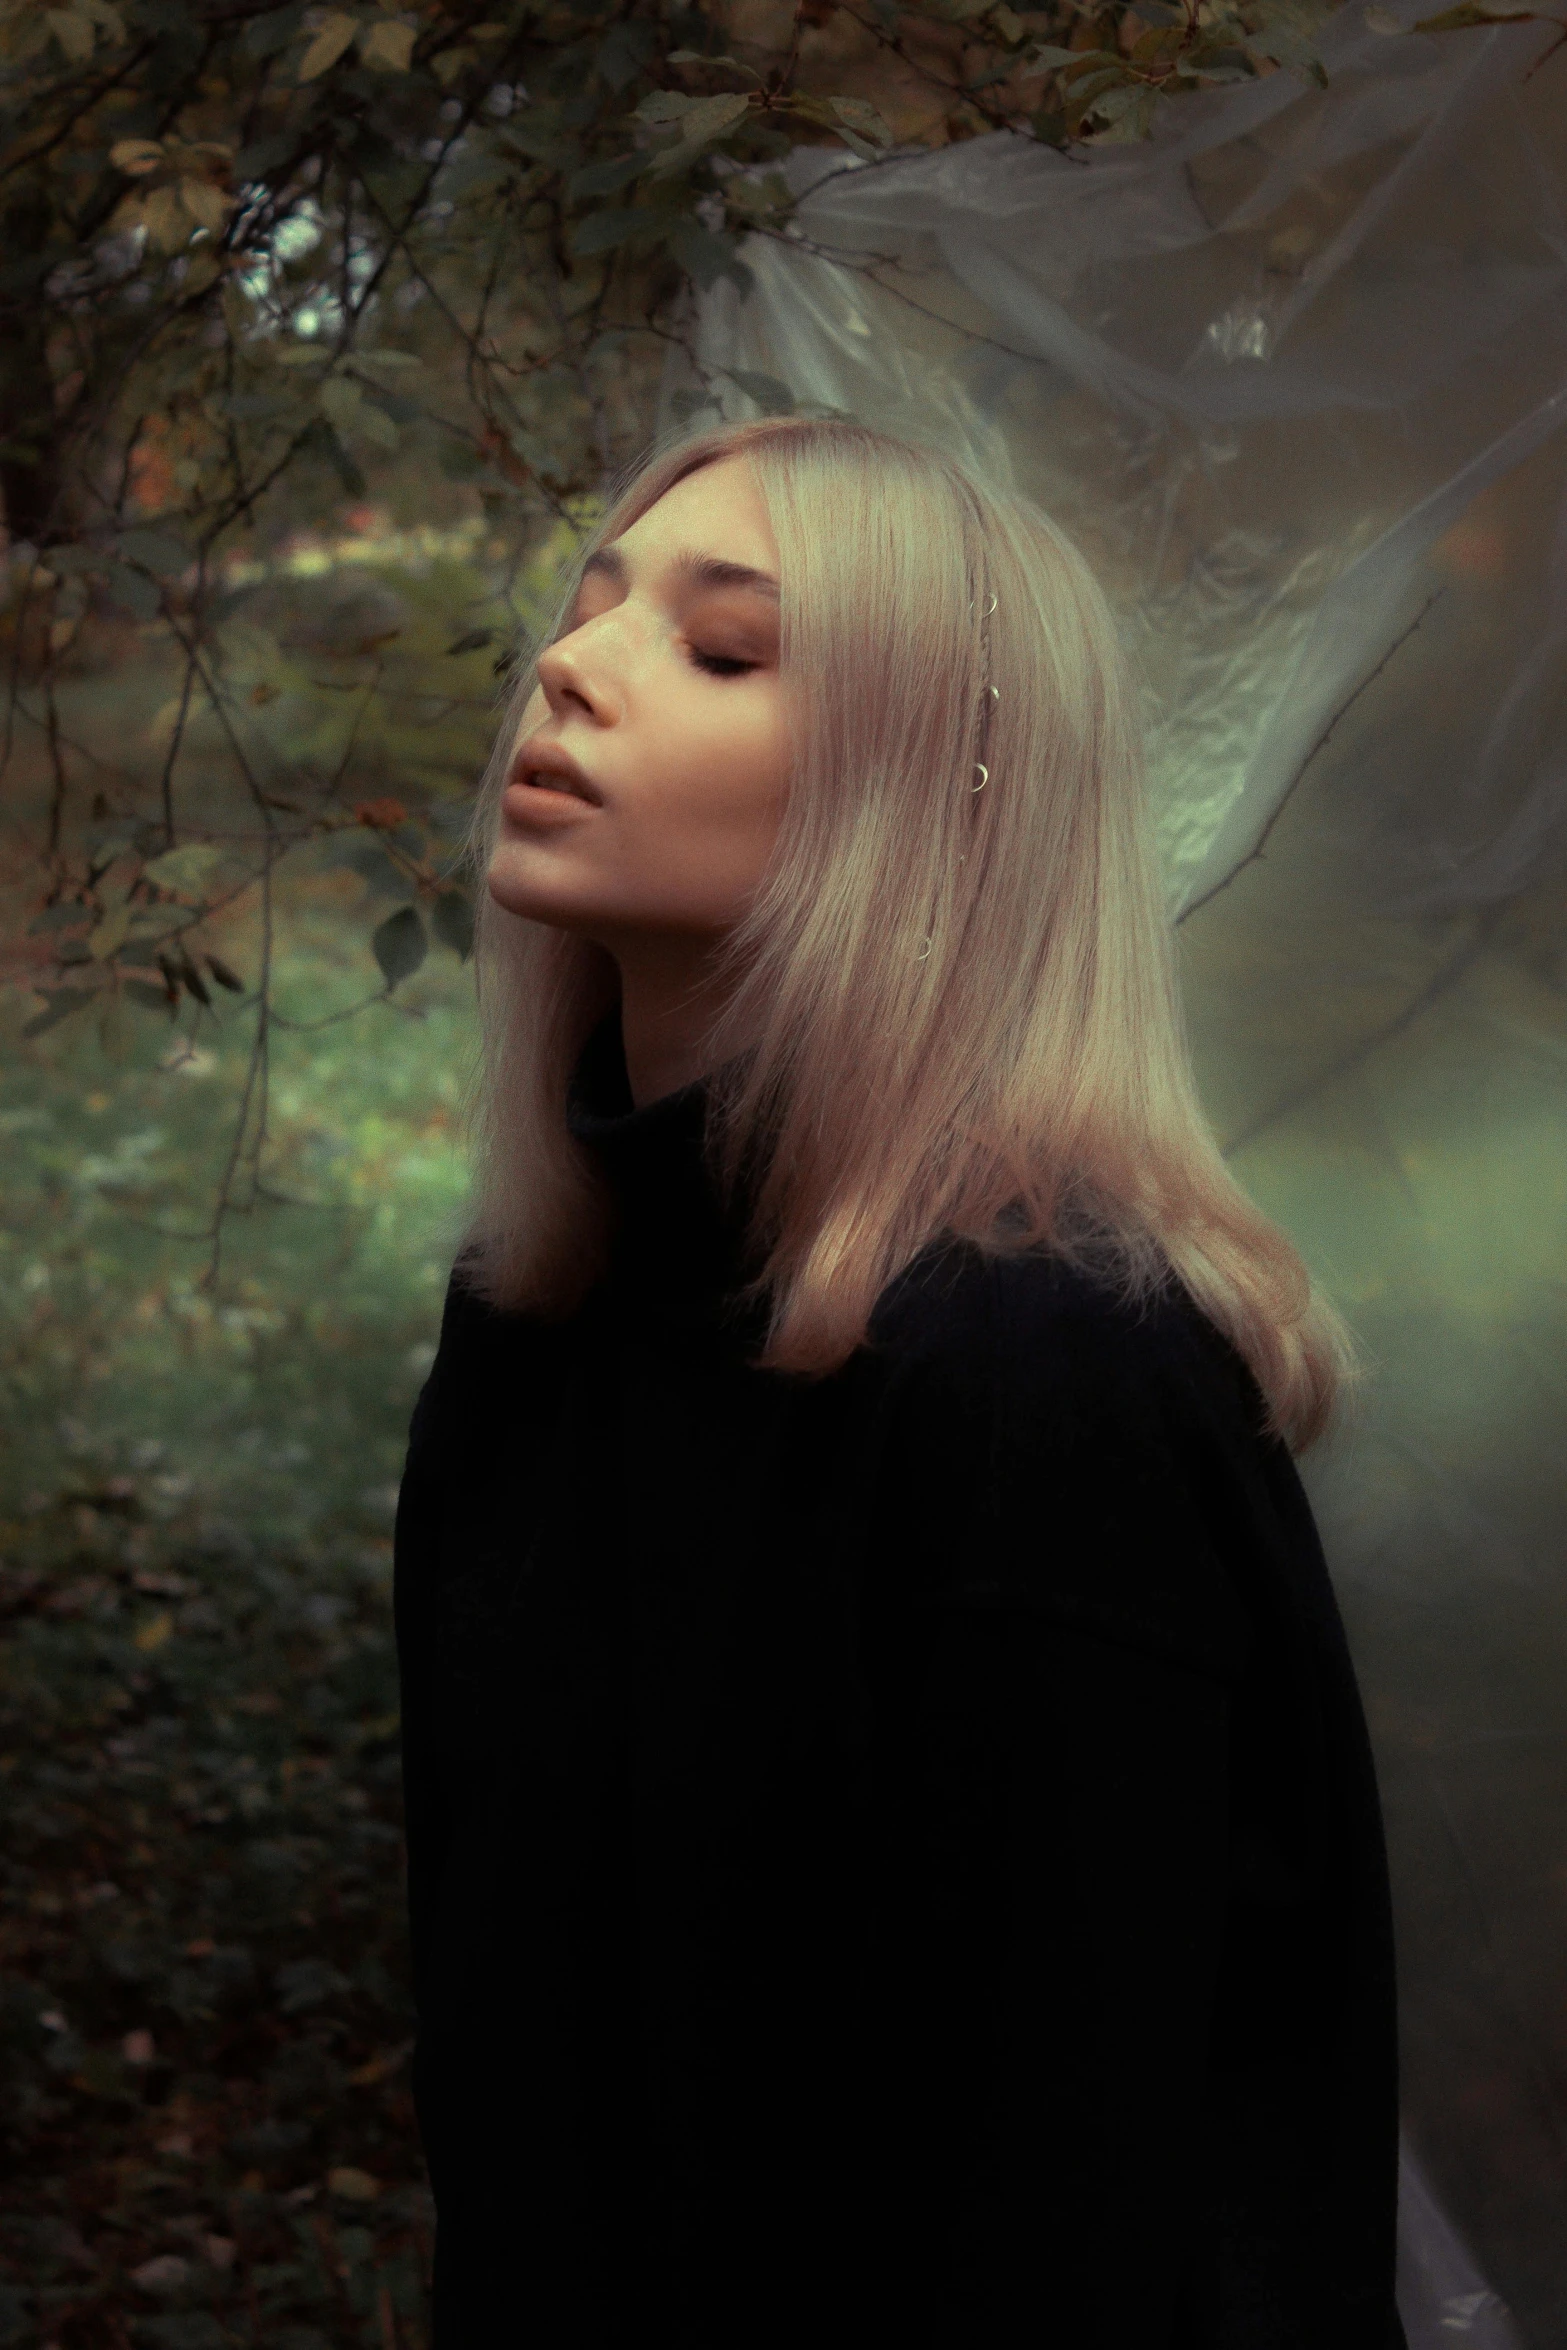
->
[1, 0, 1544, 1270]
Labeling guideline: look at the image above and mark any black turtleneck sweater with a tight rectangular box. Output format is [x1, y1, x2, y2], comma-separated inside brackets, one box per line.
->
[393, 1009, 1406, 2349]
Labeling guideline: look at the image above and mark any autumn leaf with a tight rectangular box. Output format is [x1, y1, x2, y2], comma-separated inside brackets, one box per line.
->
[179, 178, 232, 236]
[327, 2166, 381, 2200]
[141, 186, 189, 250]
[131, 2255, 190, 2291]
[298, 10, 358, 81]
[110, 137, 165, 176]
[46, 5, 96, 63]
[360, 17, 415, 71]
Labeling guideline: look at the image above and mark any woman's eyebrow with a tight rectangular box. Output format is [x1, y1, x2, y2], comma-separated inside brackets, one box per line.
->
[581, 544, 779, 600]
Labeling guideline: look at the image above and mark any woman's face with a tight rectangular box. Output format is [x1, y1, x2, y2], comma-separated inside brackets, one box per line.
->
[486, 456, 788, 949]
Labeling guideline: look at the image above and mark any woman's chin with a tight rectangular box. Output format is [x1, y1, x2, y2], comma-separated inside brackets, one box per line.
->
[485, 853, 605, 935]
[487, 849, 563, 923]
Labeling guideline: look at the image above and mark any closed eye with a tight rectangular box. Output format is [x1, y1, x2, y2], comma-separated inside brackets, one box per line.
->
[688, 646, 757, 678]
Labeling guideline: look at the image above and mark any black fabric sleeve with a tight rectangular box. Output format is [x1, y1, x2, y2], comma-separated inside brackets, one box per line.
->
[392, 1293, 460, 2045]
[392, 1265, 501, 2048]
[860, 1259, 1258, 2344]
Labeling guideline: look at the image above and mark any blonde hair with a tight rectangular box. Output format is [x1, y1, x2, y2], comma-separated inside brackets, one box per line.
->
[463, 415, 1357, 1454]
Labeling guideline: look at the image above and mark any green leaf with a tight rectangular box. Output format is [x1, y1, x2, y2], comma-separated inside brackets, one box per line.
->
[571, 205, 662, 256]
[244, 5, 306, 61]
[666, 47, 767, 84]
[666, 219, 754, 294]
[1242, 0, 1333, 66]
[726, 368, 795, 415]
[439, 152, 513, 203]
[236, 130, 298, 176]
[1086, 84, 1160, 138]
[568, 151, 646, 199]
[317, 421, 367, 499]
[595, 18, 655, 90]
[351, 348, 422, 375]
[633, 90, 698, 125]
[124, 979, 176, 1013]
[831, 125, 881, 160]
[372, 906, 427, 989]
[356, 399, 401, 452]
[827, 96, 894, 150]
[104, 562, 161, 622]
[501, 117, 570, 165]
[143, 843, 222, 899]
[117, 527, 191, 577]
[42, 543, 105, 575]
[224, 390, 297, 422]
[1053, 48, 1124, 75]
[431, 890, 474, 961]
[319, 376, 364, 433]
[641, 90, 752, 182]
[1063, 65, 1130, 113]
[669, 386, 722, 423]
[22, 990, 92, 1039]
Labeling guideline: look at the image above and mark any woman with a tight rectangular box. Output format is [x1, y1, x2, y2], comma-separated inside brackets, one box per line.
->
[394, 416, 1407, 2347]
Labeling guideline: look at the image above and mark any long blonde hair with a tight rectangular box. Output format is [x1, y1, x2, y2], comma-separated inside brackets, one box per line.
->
[463, 415, 1356, 1454]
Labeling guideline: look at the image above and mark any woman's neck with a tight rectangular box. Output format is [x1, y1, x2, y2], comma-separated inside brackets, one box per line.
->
[608, 933, 742, 1110]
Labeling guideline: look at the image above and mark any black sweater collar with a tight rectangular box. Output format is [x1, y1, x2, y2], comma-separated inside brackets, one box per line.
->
[565, 1007, 761, 1337]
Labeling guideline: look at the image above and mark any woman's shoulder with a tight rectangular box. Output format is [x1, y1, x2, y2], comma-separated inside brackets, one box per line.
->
[864, 1239, 1338, 1693]
[414, 1252, 577, 1431]
[868, 1235, 1270, 1452]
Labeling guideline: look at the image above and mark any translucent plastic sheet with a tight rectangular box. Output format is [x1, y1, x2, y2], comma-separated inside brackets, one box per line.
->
[674, 16, 1567, 2342]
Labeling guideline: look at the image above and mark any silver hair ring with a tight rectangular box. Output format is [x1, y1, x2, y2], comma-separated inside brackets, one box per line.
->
[972, 763, 989, 791]
[986, 683, 1000, 701]
[983, 592, 998, 617]
[916, 936, 932, 960]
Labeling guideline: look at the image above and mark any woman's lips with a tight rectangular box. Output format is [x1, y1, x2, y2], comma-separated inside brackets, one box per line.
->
[511, 740, 602, 803]
[501, 778, 599, 825]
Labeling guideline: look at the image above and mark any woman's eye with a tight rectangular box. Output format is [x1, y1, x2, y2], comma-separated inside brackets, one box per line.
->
[689, 647, 756, 678]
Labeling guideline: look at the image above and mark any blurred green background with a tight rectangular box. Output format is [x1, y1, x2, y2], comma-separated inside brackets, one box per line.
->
[0, 511, 542, 2350]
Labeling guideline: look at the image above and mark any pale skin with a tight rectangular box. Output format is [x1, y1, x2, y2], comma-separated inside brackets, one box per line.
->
[486, 458, 789, 1110]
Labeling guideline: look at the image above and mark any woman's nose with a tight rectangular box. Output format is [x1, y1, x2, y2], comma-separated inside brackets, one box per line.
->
[537, 618, 627, 723]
